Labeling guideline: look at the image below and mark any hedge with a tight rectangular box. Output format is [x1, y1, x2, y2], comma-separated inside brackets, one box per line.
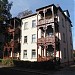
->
[13, 60, 56, 70]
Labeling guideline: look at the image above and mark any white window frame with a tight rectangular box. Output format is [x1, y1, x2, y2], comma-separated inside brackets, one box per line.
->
[23, 50, 27, 59]
[24, 36, 27, 43]
[24, 22, 28, 30]
[32, 49, 36, 58]
[32, 34, 36, 43]
[32, 20, 36, 28]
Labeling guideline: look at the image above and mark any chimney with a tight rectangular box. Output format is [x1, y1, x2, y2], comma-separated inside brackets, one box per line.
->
[56, 4, 60, 7]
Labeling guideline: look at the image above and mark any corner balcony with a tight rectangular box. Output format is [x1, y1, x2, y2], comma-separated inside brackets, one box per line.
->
[9, 40, 20, 48]
[38, 36, 55, 44]
[38, 19, 53, 25]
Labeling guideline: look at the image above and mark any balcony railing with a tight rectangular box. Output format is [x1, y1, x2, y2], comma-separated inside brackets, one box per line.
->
[38, 56, 53, 62]
[38, 37, 44, 44]
[38, 19, 53, 25]
[8, 28, 15, 33]
[45, 36, 55, 43]
[38, 36, 55, 44]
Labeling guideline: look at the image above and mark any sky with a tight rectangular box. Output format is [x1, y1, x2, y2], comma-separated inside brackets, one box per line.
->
[8, 0, 75, 49]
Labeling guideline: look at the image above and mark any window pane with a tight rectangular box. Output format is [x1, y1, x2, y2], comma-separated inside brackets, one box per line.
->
[63, 33, 65, 43]
[32, 20, 36, 28]
[62, 18, 64, 27]
[32, 34, 36, 42]
[24, 22, 28, 29]
[32, 49, 36, 58]
[23, 50, 27, 58]
[64, 48, 66, 59]
[24, 36, 27, 43]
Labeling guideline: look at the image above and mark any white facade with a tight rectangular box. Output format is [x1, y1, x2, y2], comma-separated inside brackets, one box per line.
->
[21, 14, 40, 61]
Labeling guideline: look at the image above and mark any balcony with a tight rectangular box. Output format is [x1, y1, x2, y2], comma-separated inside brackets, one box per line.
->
[38, 56, 53, 62]
[38, 36, 55, 44]
[9, 40, 14, 47]
[38, 37, 44, 44]
[38, 19, 53, 25]
[46, 36, 55, 43]
[8, 28, 15, 33]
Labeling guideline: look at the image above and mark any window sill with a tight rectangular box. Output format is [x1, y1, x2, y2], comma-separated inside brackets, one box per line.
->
[31, 42, 36, 44]
[23, 58, 28, 59]
[23, 43, 28, 44]
[31, 57, 36, 59]
[24, 28, 29, 30]
[31, 27, 36, 28]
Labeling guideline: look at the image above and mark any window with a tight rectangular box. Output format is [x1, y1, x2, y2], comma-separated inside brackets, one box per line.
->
[32, 34, 36, 42]
[32, 49, 36, 58]
[23, 50, 27, 58]
[64, 48, 66, 59]
[69, 24, 71, 32]
[62, 18, 64, 27]
[70, 37, 72, 45]
[24, 36, 27, 43]
[32, 20, 36, 28]
[48, 33, 53, 37]
[24, 22, 28, 30]
[63, 33, 65, 43]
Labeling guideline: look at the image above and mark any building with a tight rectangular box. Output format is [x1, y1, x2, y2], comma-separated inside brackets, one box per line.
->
[3, 17, 21, 59]
[21, 4, 73, 64]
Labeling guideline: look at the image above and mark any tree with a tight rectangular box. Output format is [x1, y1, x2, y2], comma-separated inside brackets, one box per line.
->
[0, 0, 13, 24]
[17, 9, 32, 19]
[0, 0, 12, 57]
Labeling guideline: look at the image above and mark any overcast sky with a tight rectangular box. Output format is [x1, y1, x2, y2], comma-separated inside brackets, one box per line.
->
[8, 0, 75, 49]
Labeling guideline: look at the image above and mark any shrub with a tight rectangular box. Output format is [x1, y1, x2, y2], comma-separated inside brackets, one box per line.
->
[13, 60, 55, 70]
[2, 58, 14, 66]
[0, 59, 2, 62]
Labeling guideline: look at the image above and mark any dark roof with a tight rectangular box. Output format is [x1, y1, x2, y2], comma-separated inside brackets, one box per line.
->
[36, 4, 56, 11]
[57, 7, 72, 26]
[36, 4, 72, 27]
[63, 10, 70, 17]
[21, 13, 37, 19]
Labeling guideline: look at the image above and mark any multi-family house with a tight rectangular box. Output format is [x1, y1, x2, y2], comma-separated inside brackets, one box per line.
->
[21, 4, 73, 64]
[3, 17, 21, 59]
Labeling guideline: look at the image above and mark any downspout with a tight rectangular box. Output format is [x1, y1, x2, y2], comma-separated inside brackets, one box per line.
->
[37, 12, 39, 61]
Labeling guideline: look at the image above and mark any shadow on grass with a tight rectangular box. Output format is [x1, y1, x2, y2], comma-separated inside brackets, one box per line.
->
[13, 60, 60, 71]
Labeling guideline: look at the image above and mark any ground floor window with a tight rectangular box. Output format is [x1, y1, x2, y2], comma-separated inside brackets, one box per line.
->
[23, 50, 27, 58]
[64, 48, 66, 59]
[32, 49, 36, 58]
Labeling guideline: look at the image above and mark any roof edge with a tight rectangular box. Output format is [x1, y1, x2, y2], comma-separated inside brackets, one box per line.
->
[21, 13, 37, 19]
